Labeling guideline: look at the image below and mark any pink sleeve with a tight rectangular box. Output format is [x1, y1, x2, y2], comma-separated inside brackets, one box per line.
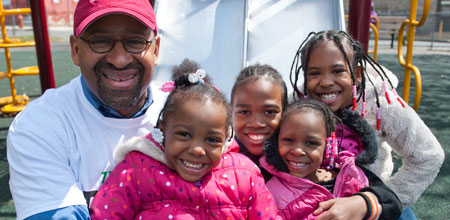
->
[90, 153, 142, 220]
[247, 173, 282, 220]
[280, 188, 332, 220]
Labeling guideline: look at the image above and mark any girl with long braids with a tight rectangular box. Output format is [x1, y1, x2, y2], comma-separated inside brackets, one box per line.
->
[290, 30, 444, 220]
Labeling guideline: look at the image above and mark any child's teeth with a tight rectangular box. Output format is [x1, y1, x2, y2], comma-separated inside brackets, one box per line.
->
[248, 134, 264, 141]
[321, 93, 337, 100]
[289, 161, 307, 168]
[183, 160, 203, 169]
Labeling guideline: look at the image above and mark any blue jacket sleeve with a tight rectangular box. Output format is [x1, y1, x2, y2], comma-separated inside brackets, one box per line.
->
[25, 205, 90, 220]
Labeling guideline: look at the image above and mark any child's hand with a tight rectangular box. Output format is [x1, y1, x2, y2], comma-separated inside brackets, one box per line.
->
[313, 196, 367, 220]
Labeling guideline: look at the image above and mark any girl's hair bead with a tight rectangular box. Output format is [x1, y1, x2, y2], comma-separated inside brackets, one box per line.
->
[376, 107, 381, 131]
[392, 89, 406, 108]
[361, 101, 367, 118]
[382, 81, 391, 104]
[352, 85, 357, 110]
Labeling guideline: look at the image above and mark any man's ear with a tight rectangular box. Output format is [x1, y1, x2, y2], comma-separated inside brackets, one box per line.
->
[354, 66, 362, 86]
[70, 35, 81, 67]
[156, 120, 163, 132]
[153, 36, 160, 66]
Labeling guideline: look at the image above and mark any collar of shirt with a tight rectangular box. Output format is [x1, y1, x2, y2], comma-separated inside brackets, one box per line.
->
[80, 76, 153, 118]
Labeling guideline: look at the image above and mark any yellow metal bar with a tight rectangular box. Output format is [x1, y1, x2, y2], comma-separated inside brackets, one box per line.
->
[0, 41, 35, 48]
[402, 1, 418, 105]
[369, 22, 379, 61]
[1, 8, 31, 16]
[12, 66, 39, 76]
[396, 0, 429, 110]
[409, 64, 422, 109]
[0, 3, 8, 43]
[0, 72, 8, 80]
[416, 0, 430, 27]
[350, 15, 379, 61]
[397, 21, 407, 66]
[0, 0, 36, 110]
[4, 47, 19, 104]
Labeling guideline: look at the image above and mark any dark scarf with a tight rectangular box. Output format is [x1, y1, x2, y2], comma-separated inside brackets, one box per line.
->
[236, 138, 273, 182]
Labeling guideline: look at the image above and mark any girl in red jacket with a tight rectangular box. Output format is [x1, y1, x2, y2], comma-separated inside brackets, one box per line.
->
[90, 59, 280, 220]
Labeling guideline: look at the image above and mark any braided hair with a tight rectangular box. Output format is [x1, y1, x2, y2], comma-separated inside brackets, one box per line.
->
[158, 58, 232, 136]
[264, 99, 340, 173]
[231, 63, 288, 108]
[290, 30, 404, 125]
[282, 99, 338, 137]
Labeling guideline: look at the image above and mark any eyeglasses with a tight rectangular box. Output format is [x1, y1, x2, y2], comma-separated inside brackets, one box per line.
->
[79, 36, 155, 54]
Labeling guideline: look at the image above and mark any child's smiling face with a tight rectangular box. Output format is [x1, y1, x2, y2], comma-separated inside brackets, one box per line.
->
[278, 110, 326, 181]
[162, 99, 228, 182]
[305, 40, 361, 112]
[232, 78, 283, 156]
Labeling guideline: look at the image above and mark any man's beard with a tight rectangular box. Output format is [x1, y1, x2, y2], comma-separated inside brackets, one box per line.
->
[94, 60, 146, 111]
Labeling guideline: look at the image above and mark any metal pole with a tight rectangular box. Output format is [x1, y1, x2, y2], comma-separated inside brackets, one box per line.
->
[66, 0, 70, 26]
[402, 0, 419, 103]
[348, 0, 371, 52]
[30, 0, 56, 92]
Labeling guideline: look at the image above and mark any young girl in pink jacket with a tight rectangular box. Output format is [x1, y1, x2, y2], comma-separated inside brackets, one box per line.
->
[90, 59, 280, 220]
[261, 99, 388, 220]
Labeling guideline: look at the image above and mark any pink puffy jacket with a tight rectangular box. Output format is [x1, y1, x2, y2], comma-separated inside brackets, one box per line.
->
[260, 156, 368, 220]
[90, 134, 281, 220]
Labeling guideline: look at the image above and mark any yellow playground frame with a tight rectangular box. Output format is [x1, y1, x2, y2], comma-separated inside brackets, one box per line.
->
[368, 0, 430, 110]
[0, 0, 39, 114]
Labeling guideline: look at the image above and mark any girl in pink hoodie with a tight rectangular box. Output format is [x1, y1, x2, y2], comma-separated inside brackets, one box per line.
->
[90, 59, 280, 220]
[261, 99, 384, 220]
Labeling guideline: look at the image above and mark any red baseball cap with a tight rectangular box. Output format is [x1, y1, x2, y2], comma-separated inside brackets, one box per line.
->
[73, 0, 157, 37]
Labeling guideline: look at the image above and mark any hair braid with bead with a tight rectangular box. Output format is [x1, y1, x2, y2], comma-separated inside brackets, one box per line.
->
[290, 30, 403, 129]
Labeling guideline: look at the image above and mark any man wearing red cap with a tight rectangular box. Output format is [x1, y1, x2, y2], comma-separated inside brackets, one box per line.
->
[7, 0, 160, 219]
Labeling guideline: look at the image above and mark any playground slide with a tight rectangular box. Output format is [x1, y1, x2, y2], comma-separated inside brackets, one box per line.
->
[151, 0, 345, 111]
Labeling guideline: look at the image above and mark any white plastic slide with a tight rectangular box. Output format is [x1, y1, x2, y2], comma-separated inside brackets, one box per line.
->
[151, 0, 345, 105]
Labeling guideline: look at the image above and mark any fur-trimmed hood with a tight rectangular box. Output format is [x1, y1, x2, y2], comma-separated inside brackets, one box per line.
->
[113, 133, 237, 169]
[263, 108, 378, 173]
[113, 136, 172, 168]
[335, 108, 378, 166]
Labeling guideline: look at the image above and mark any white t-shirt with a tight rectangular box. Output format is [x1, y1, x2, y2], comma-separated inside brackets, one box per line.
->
[7, 76, 159, 220]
